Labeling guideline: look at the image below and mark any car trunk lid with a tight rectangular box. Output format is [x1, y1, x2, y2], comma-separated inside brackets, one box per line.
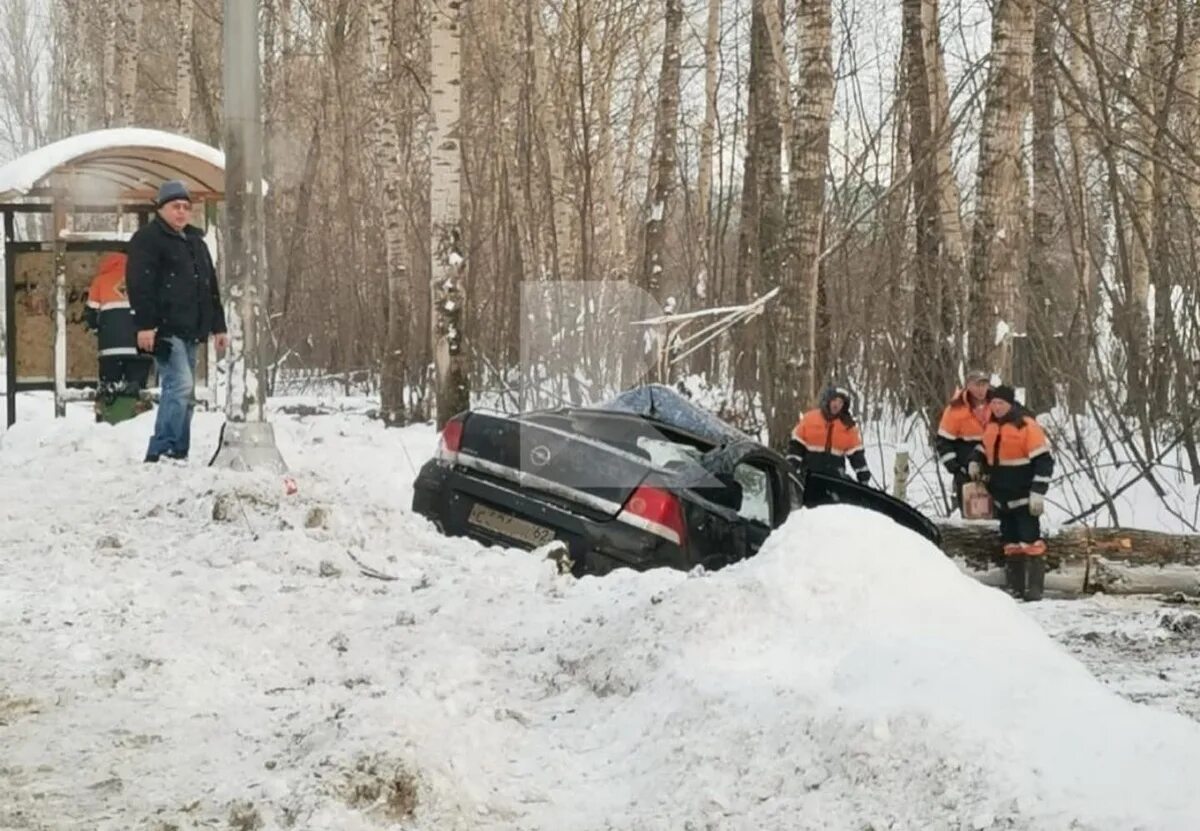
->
[453, 412, 653, 518]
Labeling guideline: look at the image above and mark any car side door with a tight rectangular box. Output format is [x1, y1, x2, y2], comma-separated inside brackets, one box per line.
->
[724, 450, 793, 558]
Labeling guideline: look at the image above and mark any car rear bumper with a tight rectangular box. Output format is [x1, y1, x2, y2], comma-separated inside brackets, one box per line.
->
[412, 460, 686, 575]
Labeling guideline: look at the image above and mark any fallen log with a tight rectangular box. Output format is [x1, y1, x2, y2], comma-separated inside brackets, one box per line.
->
[937, 520, 1200, 596]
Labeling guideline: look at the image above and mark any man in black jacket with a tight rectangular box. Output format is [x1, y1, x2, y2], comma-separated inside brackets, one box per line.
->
[127, 180, 229, 462]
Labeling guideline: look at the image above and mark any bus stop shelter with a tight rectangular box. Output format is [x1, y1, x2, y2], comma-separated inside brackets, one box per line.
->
[0, 128, 225, 427]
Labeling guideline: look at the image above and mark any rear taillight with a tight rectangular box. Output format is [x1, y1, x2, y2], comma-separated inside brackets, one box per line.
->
[620, 486, 687, 546]
[437, 416, 465, 460]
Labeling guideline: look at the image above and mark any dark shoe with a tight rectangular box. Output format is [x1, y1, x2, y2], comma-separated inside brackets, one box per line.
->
[1004, 555, 1026, 597]
[1024, 556, 1045, 601]
[144, 454, 160, 463]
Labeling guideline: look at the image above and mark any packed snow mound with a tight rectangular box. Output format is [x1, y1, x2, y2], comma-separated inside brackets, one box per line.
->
[3, 399, 1200, 830]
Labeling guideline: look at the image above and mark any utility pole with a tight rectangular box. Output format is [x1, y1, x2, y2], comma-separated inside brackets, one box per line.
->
[211, 0, 286, 472]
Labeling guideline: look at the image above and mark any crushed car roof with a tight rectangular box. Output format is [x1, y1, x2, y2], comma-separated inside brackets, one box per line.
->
[597, 385, 753, 448]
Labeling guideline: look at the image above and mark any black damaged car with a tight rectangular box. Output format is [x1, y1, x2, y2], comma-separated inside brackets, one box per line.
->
[412, 385, 940, 576]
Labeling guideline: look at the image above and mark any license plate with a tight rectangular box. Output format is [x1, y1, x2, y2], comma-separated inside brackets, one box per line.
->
[467, 503, 557, 548]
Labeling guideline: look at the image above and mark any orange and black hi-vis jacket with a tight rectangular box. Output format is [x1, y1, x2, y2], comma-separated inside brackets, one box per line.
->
[935, 389, 989, 474]
[971, 404, 1054, 510]
[787, 391, 870, 483]
[85, 252, 140, 359]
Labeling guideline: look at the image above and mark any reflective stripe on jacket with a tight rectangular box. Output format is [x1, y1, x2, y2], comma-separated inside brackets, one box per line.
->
[934, 389, 989, 472]
[789, 408, 869, 479]
[85, 252, 141, 357]
[973, 407, 1054, 507]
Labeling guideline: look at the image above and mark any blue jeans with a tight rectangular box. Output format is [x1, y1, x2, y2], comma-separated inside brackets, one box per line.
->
[146, 336, 199, 460]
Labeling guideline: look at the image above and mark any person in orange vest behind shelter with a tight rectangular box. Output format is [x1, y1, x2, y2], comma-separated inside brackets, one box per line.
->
[84, 251, 153, 423]
[935, 368, 991, 514]
[787, 386, 871, 485]
[969, 384, 1055, 601]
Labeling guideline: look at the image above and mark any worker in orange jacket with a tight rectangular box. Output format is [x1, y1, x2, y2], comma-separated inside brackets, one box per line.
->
[935, 369, 991, 514]
[969, 385, 1054, 601]
[787, 386, 871, 485]
[84, 252, 152, 423]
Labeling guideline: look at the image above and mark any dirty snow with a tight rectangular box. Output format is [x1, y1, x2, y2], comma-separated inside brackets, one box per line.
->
[1029, 595, 1200, 724]
[3, 394, 1200, 830]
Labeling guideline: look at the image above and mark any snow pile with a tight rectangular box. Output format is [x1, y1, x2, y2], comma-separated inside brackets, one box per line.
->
[3, 399, 1200, 830]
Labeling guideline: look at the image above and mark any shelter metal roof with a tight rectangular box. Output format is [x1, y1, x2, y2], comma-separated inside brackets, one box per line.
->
[0, 128, 225, 206]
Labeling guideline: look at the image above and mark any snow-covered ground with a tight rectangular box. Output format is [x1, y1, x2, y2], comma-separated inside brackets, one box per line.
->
[1028, 595, 1200, 725]
[4, 394, 1200, 831]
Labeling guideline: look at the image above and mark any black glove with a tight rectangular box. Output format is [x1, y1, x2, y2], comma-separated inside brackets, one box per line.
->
[944, 460, 960, 476]
[856, 471, 871, 485]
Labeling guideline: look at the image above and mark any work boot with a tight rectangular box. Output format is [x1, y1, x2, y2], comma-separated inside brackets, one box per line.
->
[1024, 556, 1045, 601]
[1004, 555, 1026, 598]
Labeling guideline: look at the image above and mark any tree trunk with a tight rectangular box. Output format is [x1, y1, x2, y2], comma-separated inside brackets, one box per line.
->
[56, 1, 89, 134]
[774, 0, 834, 447]
[102, 3, 118, 125]
[902, 0, 958, 418]
[968, 0, 1034, 380]
[922, 0, 967, 369]
[734, 0, 784, 406]
[118, 0, 143, 126]
[1125, 0, 1163, 421]
[638, 0, 684, 309]
[1148, 0, 1187, 419]
[763, 0, 792, 166]
[176, 0, 194, 132]
[939, 522, 1200, 567]
[432, 0, 469, 428]
[367, 0, 409, 426]
[1026, 0, 1060, 412]
[587, 12, 624, 280]
[887, 34, 915, 394]
[697, 0, 721, 291]
[1182, 3, 1200, 216]
[1061, 0, 1092, 413]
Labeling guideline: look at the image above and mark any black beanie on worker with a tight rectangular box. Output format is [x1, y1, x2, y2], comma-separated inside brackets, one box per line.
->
[988, 384, 1017, 405]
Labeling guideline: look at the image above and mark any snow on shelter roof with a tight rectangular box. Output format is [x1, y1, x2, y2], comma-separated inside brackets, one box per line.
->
[0, 128, 225, 205]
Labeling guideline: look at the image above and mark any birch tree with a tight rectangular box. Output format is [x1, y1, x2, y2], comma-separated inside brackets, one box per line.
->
[367, 0, 410, 425]
[53, 1, 89, 135]
[922, 0, 966, 362]
[902, 0, 960, 413]
[774, 0, 835, 445]
[1125, 0, 1164, 416]
[696, 0, 721, 280]
[432, 0, 469, 427]
[1060, 0, 1092, 411]
[176, 0, 194, 132]
[1026, 0, 1060, 410]
[638, 0, 684, 305]
[735, 0, 784, 398]
[968, 0, 1035, 378]
[118, 0, 144, 125]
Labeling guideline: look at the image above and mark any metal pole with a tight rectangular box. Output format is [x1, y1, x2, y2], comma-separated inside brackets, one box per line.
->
[211, 0, 286, 473]
[4, 210, 16, 429]
[52, 199, 67, 419]
[224, 0, 264, 422]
